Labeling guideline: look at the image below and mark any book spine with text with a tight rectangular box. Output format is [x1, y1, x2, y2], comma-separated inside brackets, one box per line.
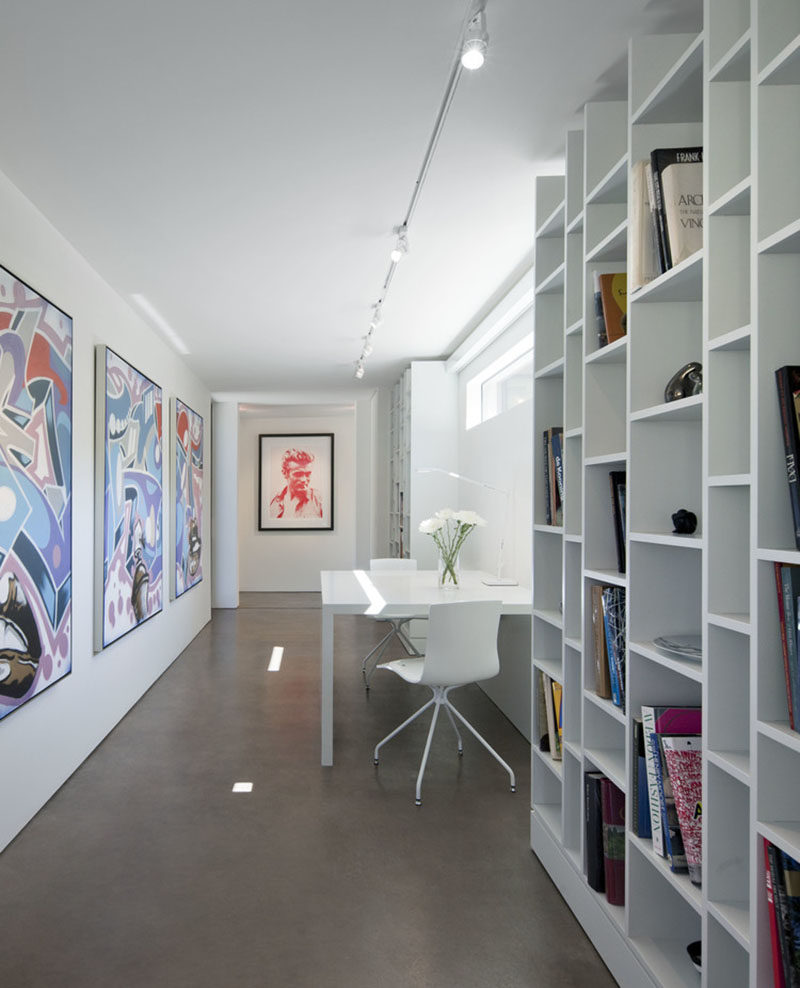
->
[766, 839, 789, 988]
[776, 366, 800, 550]
[776, 561, 796, 730]
[601, 777, 626, 906]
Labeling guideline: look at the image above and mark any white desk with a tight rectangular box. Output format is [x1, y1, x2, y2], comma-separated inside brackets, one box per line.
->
[319, 569, 532, 765]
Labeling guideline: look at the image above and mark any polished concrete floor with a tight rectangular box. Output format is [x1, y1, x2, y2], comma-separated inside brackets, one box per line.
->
[0, 594, 616, 987]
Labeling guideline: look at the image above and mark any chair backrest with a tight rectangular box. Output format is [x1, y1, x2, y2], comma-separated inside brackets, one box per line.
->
[420, 599, 502, 687]
[369, 558, 418, 571]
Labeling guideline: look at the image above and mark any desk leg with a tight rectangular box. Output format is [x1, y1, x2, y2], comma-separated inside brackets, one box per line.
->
[321, 606, 333, 766]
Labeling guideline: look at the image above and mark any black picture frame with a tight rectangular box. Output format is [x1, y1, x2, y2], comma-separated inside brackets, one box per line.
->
[258, 433, 334, 531]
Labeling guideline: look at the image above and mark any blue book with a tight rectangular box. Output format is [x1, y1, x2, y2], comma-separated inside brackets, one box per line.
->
[780, 848, 800, 984]
[602, 588, 621, 706]
[637, 748, 652, 839]
[781, 566, 800, 727]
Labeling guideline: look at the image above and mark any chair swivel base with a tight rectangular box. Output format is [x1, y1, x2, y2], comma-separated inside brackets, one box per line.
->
[373, 685, 516, 805]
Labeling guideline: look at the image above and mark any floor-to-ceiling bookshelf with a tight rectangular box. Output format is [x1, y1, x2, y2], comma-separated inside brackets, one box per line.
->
[531, 3, 800, 984]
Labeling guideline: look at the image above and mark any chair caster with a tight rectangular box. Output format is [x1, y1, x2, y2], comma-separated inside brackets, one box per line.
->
[415, 798, 422, 806]
[510, 785, 516, 793]
[373, 758, 379, 766]
[458, 749, 463, 757]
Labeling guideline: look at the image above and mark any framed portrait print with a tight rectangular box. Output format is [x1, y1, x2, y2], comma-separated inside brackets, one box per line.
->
[0, 264, 73, 722]
[172, 397, 203, 599]
[258, 433, 333, 531]
[94, 346, 163, 650]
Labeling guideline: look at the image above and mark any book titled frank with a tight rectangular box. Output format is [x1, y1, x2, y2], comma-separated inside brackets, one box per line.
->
[650, 147, 703, 270]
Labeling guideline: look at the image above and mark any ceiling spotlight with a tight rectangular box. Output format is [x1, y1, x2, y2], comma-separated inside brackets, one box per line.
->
[355, 361, 365, 380]
[461, 9, 488, 70]
[362, 337, 374, 357]
[390, 229, 409, 263]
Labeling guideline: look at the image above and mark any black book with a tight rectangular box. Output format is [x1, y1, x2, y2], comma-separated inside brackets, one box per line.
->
[609, 470, 626, 574]
[776, 366, 800, 550]
[585, 771, 606, 893]
[542, 430, 552, 525]
[650, 147, 703, 272]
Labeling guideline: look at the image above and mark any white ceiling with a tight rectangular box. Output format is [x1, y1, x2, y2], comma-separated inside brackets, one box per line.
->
[1, 0, 701, 398]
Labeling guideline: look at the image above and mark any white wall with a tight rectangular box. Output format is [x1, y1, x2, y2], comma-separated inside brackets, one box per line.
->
[457, 317, 533, 740]
[238, 408, 357, 591]
[0, 170, 212, 852]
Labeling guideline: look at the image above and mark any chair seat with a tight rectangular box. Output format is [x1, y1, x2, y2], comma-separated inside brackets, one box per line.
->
[376, 657, 425, 683]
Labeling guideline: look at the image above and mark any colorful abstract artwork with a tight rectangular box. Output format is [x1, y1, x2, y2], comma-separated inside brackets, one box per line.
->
[258, 433, 333, 531]
[96, 347, 162, 648]
[173, 398, 203, 597]
[0, 265, 72, 722]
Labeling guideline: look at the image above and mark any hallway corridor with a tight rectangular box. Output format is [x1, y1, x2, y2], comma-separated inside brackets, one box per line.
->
[0, 594, 615, 987]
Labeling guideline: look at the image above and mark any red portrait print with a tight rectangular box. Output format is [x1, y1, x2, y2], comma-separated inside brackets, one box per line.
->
[269, 448, 324, 520]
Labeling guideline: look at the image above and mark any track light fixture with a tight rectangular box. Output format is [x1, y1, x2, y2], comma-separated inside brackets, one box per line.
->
[390, 228, 409, 263]
[461, 9, 488, 70]
[353, 2, 489, 381]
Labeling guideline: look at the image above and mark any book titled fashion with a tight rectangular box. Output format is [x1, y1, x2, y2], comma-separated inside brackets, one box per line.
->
[640, 706, 701, 857]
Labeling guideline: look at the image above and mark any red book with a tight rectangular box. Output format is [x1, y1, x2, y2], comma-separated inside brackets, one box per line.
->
[601, 777, 625, 906]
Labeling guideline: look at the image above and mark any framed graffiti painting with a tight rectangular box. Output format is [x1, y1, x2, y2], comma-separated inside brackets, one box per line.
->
[0, 265, 72, 722]
[258, 433, 333, 531]
[95, 347, 163, 649]
[172, 398, 203, 598]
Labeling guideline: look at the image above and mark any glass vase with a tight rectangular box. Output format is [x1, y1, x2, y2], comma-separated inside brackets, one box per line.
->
[437, 552, 460, 589]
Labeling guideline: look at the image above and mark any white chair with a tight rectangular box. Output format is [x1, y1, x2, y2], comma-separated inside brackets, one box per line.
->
[361, 557, 422, 690]
[373, 599, 516, 805]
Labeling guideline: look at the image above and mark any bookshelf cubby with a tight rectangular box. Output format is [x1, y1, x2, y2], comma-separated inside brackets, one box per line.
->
[530, 2, 800, 984]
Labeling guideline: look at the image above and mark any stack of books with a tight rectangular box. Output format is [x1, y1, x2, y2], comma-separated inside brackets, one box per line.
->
[764, 838, 800, 985]
[629, 147, 703, 295]
[585, 772, 625, 906]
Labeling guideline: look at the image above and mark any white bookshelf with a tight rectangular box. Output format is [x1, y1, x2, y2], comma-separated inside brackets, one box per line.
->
[388, 367, 411, 558]
[530, 3, 800, 984]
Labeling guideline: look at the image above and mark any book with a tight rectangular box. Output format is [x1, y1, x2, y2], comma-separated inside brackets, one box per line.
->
[776, 562, 797, 730]
[542, 671, 561, 760]
[585, 772, 606, 893]
[765, 839, 788, 988]
[783, 564, 800, 728]
[596, 273, 627, 345]
[609, 470, 626, 574]
[551, 679, 563, 751]
[630, 158, 660, 293]
[644, 158, 668, 274]
[590, 584, 612, 699]
[601, 777, 625, 905]
[537, 670, 550, 754]
[551, 428, 565, 525]
[650, 147, 703, 270]
[662, 736, 702, 885]
[776, 367, 800, 550]
[640, 706, 701, 857]
[632, 717, 652, 838]
[602, 587, 626, 709]
[542, 429, 552, 525]
[780, 848, 800, 985]
[592, 270, 607, 346]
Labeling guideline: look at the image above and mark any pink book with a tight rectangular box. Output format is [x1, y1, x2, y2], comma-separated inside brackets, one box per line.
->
[662, 737, 702, 886]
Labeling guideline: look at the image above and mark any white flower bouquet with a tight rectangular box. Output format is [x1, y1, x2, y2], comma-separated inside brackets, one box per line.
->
[419, 508, 486, 587]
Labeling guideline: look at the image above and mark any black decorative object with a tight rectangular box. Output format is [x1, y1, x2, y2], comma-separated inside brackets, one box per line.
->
[672, 509, 697, 535]
[664, 361, 702, 402]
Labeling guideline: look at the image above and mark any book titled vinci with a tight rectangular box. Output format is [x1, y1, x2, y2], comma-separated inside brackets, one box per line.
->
[650, 147, 703, 270]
